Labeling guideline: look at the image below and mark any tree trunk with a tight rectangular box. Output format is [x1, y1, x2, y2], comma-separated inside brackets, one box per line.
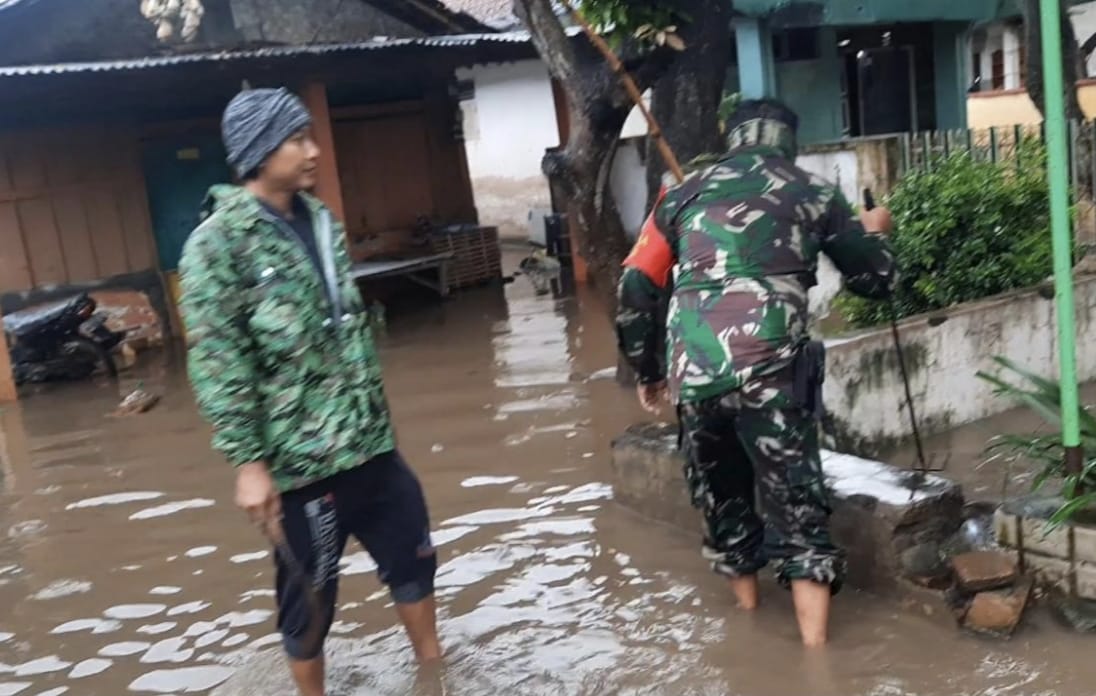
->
[515, 0, 673, 306]
[1024, 0, 1084, 120]
[1024, 0, 1094, 205]
[646, 0, 734, 204]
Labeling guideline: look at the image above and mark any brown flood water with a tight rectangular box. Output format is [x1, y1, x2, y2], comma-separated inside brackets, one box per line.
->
[1, 260, 1095, 695]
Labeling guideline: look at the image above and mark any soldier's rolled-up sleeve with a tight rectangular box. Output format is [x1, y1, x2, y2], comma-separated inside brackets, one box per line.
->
[616, 268, 669, 384]
[819, 191, 898, 299]
[616, 199, 674, 385]
[178, 230, 266, 467]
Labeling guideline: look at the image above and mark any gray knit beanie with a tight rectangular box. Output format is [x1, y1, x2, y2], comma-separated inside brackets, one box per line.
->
[221, 87, 312, 178]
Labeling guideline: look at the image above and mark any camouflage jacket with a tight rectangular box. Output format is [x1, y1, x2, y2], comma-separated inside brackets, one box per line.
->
[179, 185, 394, 492]
[616, 125, 897, 404]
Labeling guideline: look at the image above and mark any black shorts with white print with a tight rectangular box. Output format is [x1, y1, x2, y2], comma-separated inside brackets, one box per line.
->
[274, 450, 436, 660]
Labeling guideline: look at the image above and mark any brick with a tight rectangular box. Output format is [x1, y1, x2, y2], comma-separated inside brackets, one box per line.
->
[1024, 554, 1072, 593]
[994, 508, 1019, 549]
[1019, 516, 1070, 558]
[963, 577, 1034, 637]
[1076, 561, 1096, 601]
[952, 551, 1019, 593]
[1072, 522, 1096, 563]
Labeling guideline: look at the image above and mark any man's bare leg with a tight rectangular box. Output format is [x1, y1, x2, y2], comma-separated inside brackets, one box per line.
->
[791, 580, 831, 647]
[396, 595, 442, 662]
[728, 575, 759, 610]
[287, 656, 325, 696]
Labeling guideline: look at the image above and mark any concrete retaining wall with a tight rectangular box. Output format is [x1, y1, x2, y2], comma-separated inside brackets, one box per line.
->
[822, 274, 1096, 454]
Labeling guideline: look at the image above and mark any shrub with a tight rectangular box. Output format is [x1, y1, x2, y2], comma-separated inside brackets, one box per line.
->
[837, 141, 1054, 328]
[978, 356, 1096, 527]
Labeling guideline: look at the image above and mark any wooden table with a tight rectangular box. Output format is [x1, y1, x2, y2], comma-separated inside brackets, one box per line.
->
[349, 253, 453, 298]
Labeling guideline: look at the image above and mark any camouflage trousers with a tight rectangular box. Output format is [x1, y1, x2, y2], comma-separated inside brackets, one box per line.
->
[678, 370, 846, 592]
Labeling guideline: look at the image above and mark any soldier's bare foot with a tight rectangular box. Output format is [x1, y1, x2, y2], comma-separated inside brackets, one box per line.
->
[728, 575, 759, 610]
[791, 580, 830, 647]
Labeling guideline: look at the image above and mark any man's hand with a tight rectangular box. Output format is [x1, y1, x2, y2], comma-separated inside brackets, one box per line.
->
[236, 462, 281, 525]
[637, 381, 668, 414]
[860, 207, 893, 235]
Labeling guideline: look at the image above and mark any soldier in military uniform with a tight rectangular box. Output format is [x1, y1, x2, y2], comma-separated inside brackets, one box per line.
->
[616, 99, 896, 646]
[179, 88, 440, 696]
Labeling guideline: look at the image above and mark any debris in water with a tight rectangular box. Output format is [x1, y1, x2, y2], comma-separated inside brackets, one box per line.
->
[431, 444, 444, 453]
[31, 580, 92, 601]
[112, 384, 161, 417]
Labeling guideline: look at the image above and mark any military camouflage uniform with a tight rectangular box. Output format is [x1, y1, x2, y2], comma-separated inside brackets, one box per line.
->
[179, 185, 394, 493]
[616, 113, 897, 591]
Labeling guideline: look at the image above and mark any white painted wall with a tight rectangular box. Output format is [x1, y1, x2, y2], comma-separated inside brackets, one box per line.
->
[824, 275, 1096, 450]
[458, 60, 559, 239]
[1073, 1, 1096, 78]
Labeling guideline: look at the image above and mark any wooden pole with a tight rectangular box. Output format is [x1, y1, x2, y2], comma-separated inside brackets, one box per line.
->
[0, 311, 16, 403]
[301, 82, 347, 223]
[559, 0, 686, 184]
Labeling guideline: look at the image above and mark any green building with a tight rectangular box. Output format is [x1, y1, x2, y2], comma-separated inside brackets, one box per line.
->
[730, 0, 1032, 143]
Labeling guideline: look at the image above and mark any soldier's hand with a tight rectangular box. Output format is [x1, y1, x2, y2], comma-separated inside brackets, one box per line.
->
[637, 381, 668, 414]
[860, 207, 893, 235]
[236, 462, 281, 526]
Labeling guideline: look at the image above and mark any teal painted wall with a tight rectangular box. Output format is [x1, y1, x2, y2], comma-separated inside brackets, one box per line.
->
[933, 22, 971, 130]
[775, 27, 844, 144]
[735, 0, 1011, 25]
[141, 134, 232, 272]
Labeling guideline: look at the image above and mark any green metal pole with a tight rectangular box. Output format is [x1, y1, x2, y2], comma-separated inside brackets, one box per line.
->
[1040, 0, 1083, 474]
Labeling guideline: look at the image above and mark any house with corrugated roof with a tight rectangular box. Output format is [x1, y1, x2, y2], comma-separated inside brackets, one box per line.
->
[0, 0, 539, 372]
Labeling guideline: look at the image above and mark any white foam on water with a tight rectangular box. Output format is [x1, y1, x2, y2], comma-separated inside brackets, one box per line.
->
[0, 634, 11, 644]
[128, 666, 234, 693]
[228, 551, 267, 564]
[129, 499, 215, 521]
[221, 610, 271, 628]
[339, 552, 378, 576]
[69, 659, 112, 679]
[222, 634, 248, 648]
[136, 623, 176, 636]
[431, 526, 478, 548]
[461, 476, 519, 488]
[148, 587, 181, 596]
[140, 638, 193, 664]
[50, 619, 121, 635]
[66, 492, 163, 510]
[184, 546, 216, 558]
[31, 580, 92, 601]
[104, 605, 167, 620]
[194, 629, 229, 648]
[167, 602, 210, 617]
[37, 688, 68, 696]
[99, 642, 151, 657]
[0, 683, 30, 696]
[14, 656, 71, 676]
[442, 507, 555, 526]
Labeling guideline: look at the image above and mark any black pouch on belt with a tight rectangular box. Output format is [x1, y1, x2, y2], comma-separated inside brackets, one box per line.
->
[793, 340, 826, 420]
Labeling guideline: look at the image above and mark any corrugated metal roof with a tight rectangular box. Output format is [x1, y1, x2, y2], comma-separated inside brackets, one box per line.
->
[0, 30, 547, 77]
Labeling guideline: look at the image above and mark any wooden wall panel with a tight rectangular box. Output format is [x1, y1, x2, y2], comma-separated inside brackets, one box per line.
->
[119, 184, 155, 271]
[83, 186, 129, 279]
[0, 202, 31, 291]
[52, 192, 97, 283]
[17, 198, 66, 286]
[0, 126, 157, 292]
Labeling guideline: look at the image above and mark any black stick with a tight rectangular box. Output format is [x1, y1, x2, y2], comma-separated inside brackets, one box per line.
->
[864, 188, 935, 474]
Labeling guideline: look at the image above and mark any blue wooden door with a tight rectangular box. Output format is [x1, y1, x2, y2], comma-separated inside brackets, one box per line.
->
[142, 134, 231, 271]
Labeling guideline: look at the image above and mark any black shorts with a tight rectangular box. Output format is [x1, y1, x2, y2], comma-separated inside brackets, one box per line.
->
[274, 450, 436, 660]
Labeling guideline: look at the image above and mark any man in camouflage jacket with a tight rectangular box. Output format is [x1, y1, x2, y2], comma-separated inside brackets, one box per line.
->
[615, 99, 897, 646]
[179, 88, 440, 696]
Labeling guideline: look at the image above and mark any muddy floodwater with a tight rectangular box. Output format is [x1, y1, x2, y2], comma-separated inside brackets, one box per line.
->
[1, 260, 1095, 695]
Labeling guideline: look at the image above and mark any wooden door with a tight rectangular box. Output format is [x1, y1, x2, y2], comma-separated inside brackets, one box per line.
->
[335, 111, 435, 258]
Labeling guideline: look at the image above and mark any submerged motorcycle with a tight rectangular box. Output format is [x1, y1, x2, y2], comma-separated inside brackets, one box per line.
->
[3, 293, 126, 385]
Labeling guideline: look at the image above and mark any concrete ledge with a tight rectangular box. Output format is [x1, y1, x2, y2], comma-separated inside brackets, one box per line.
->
[995, 495, 1096, 600]
[611, 422, 965, 596]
